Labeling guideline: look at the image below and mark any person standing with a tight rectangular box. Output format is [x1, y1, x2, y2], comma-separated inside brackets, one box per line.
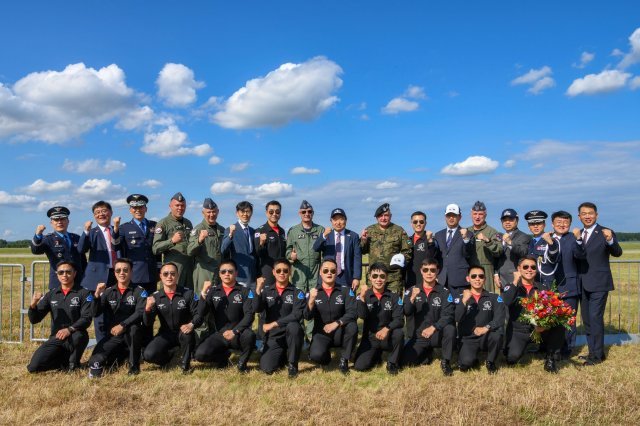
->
[187, 198, 225, 294]
[494, 208, 531, 290]
[254, 200, 287, 287]
[286, 200, 324, 294]
[466, 201, 503, 293]
[221, 201, 261, 290]
[525, 210, 560, 288]
[405, 211, 439, 289]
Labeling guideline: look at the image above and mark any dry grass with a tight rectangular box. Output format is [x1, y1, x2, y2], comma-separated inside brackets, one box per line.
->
[1, 343, 639, 425]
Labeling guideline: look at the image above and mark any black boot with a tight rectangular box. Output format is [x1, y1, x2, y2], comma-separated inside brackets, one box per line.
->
[441, 360, 453, 376]
[386, 362, 399, 375]
[544, 358, 558, 373]
[338, 358, 349, 375]
[237, 361, 248, 374]
[486, 361, 498, 375]
[128, 364, 140, 376]
[287, 362, 298, 378]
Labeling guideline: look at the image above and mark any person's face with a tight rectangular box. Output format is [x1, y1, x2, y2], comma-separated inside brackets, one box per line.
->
[169, 200, 186, 219]
[50, 217, 69, 232]
[420, 263, 439, 285]
[203, 208, 219, 225]
[219, 264, 237, 286]
[377, 212, 392, 228]
[369, 269, 387, 292]
[266, 204, 281, 225]
[445, 213, 461, 228]
[552, 217, 571, 235]
[93, 206, 112, 227]
[160, 265, 178, 286]
[411, 215, 426, 234]
[114, 262, 132, 286]
[236, 208, 253, 223]
[331, 215, 346, 232]
[578, 207, 598, 228]
[471, 210, 486, 227]
[299, 208, 314, 224]
[130, 205, 147, 220]
[272, 263, 290, 286]
[517, 260, 537, 282]
[466, 267, 486, 290]
[56, 265, 76, 285]
[528, 222, 545, 236]
[501, 217, 518, 232]
[320, 262, 337, 286]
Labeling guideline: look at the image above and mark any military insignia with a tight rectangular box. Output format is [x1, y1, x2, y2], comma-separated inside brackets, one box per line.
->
[233, 293, 243, 303]
[193, 293, 199, 301]
[284, 294, 293, 304]
[297, 291, 304, 300]
[254, 232, 260, 238]
[177, 299, 187, 308]
[447, 294, 453, 303]
[335, 295, 344, 304]
[131, 240, 136, 245]
[384, 300, 392, 310]
[503, 286, 510, 292]
[482, 301, 492, 310]
[141, 290, 148, 298]
[71, 296, 81, 306]
[248, 290, 254, 299]
[126, 295, 135, 305]
[432, 297, 441, 307]
[190, 230, 197, 236]
[454, 298, 460, 304]
[57, 253, 63, 258]
[155, 227, 162, 234]
[497, 296, 503, 303]
[85, 295, 93, 302]
[349, 289, 355, 297]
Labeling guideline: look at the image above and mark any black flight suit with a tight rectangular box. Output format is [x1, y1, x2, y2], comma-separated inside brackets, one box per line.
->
[27, 286, 93, 372]
[31, 232, 86, 289]
[254, 223, 287, 287]
[405, 235, 440, 288]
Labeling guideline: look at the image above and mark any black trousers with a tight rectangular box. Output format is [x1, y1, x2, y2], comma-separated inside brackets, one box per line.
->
[88, 325, 143, 375]
[353, 328, 404, 371]
[93, 270, 117, 343]
[400, 324, 456, 366]
[581, 290, 608, 361]
[27, 331, 89, 373]
[309, 322, 358, 365]
[562, 296, 579, 355]
[260, 322, 304, 373]
[194, 329, 256, 366]
[143, 331, 195, 367]
[458, 332, 503, 368]
[506, 325, 564, 363]
[448, 285, 470, 300]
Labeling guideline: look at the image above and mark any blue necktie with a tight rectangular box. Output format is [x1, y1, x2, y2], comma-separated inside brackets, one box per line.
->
[446, 230, 453, 249]
[140, 220, 147, 235]
[64, 234, 71, 249]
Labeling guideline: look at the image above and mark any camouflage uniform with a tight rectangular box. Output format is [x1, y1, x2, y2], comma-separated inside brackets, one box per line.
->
[466, 223, 503, 292]
[360, 223, 412, 293]
[152, 214, 194, 288]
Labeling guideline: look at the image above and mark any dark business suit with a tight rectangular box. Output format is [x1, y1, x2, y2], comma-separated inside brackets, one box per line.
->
[221, 222, 260, 289]
[495, 228, 531, 289]
[554, 232, 583, 355]
[312, 229, 362, 287]
[433, 227, 475, 298]
[118, 219, 160, 293]
[576, 224, 623, 362]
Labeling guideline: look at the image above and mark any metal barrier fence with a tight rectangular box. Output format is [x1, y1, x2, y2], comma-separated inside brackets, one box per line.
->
[1, 259, 639, 343]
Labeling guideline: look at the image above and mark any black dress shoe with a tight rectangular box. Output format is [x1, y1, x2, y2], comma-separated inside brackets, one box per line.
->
[128, 365, 141, 375]
[486, 361, 498, 374]
[386, 362, 399, 375]
[287, 362, 298, 378]
[181, 362, 192, 374]
[237, 362, 248, 373]
[67, 363, 78, 373]
[459, 364, 470, 372]
[544, 359, 558, 373]
[441, 360, 453, 376]
[338, 358, 349, 375]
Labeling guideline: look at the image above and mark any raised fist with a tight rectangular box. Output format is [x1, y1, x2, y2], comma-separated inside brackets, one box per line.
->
[460, 228, 468, 238]
[512, 271, 521, 284]
[256, 278, 265, 294]
[476, 232, 486, 242]
[411, 287, 420, 299]
[309, 288, 318, 301]
[95, 283, 107, 298]
[31, 291, 43, 308]
[290, 248, 298, 261]
[602, 228, 613, 242]
[361, 229, 368, 241]
[502, 233, 512, 245]
[113, 216, 121, 232]
[199, 229, 209, 243]
[228, 224, 236, 238]
[36, 225, 46, 235]
[425, 230, 433, 241]
[359, 284, 369, 300]
[84, 221, 93, 232]
[572, 228, 582, 240]
[259, 233, 267, 246]
[323, 227, 332, 238]
[171, 231, 183, 244]
[462, 289, 472, 304]
[542, 232, 553, 244]
[145, 296, 156, 311]
[201, 281, 212, 298]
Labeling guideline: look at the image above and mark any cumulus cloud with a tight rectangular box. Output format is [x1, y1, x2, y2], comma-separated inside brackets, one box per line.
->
[141, 125, 211, 157]
[573, 51, 595, 69]
[441, 156, 499, 176]
[208, 156, 223, 165]
[617, 27, 640, 70]
[63, 158, 126, 174]
[375, 181, 399, 189]
[403, 85, 427, 99]
[23, 179, 73, 194]
[566, 70, 631, 96]
[0, 191, 36, 206]
[631, 76, 640, 90]
[0, 63, 139, 143]
[503, 159, 516, 168]
[231, 162, 250, 172]
[381, 85, 426, 114]
[212, 56, 342, 129]
[116, 106, 154, 130]
[210, 181, 294, 198]
[157, 63, 205, 108]
[291, 166, 320, 175]
[75, 179, 125, 198]
[140, 179, 162, 188]
[511, 66, 555, 94]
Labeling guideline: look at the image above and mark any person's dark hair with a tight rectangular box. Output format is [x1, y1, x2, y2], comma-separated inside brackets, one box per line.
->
[236, 201, 253, 212]
[369, 262, 388, 274]
[321, 257, 337, 267]
[92, 200, 112, 212]
[420, 258, 439, 268]
[411, 211, 426, 220]
[551, 210, 572, 221]
[160, 262, 179, 272]
[467, 264, 485, 274]
[114, 258, 133, 269]
[273, 257, 291, 268]
[265, 200, 281, 211]
[55, 260, 77, 271]
[220, 258, 238, 270]
[518, 255, 538, 266]
[578, 202, 597, 213]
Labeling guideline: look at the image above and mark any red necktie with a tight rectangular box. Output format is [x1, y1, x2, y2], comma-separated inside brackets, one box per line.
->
[105, 227, 117, 267]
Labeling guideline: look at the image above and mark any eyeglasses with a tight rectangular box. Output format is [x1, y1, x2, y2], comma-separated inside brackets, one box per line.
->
[412, 220, 425, 225]
[114, 268, 130, 273]
[421, 267, 438, 273]
[300, 210, 313, 215]
[268, 209, 281, 215]
[469, 274, 485, 279]
[56, 269, 74, 276]
[521, 264, 536, 271]
[161, 271, 177, 277]
[371, 273, 386, 279]
[93, 209, 110, 215]
[220, 269, 235, 275]
[322, 268, 337, 274]
[275, 268, 289, 274]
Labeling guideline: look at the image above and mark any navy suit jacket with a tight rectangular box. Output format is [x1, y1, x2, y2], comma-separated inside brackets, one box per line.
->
[221, 222, 260, 284]
[78, 226, 119, 290]
[312, 229, 362, 286]
[118, 219, 160, 285]
[433, 227, 475, 289]
[554, 233, 583, 298]
[576, 224, 623, 292]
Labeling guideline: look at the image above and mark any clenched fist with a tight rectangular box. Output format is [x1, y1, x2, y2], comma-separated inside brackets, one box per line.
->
[84, 221, 93, 232]
[228, 224, 236, 238]
[602, 228, 613, 242]
[199, 229, 209, 243]
[171, 231, 183, 244]
[95, 283, 107, 298]
[145, 296, 156, 311]
[31, 291, 43, 308]
[35, 225, 46, 235]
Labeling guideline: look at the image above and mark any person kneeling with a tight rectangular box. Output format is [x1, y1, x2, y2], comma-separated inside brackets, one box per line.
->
[354, 263, 404, 375]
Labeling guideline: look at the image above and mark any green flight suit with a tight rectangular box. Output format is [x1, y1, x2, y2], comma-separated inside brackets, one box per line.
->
[466, 223, 503, 293]
[152, 214, 194, 289]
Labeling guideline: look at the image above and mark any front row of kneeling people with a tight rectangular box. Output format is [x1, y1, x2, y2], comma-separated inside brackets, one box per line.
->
[27, 255, 564, 377]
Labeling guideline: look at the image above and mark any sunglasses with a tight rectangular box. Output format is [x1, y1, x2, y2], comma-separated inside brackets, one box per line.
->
[521, 264, 536, 270]
[56, 269, 74, 276]
[275, 268, 289, 274]
[412, 220, 425, 225]
[371, 273, 386, 279]
[421, 267, 438, 273]
[114, 268, 130, 273]
[268, 209, 281, 215]
[161, 271, 177, 277]
[470, 274, 485, 279]
[300, 209, 313, 215]
[322, 268, 337, 274]
[220, 269, 235, 275]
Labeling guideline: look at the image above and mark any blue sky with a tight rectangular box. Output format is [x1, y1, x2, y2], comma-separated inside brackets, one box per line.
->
[1, 1, 639, 239]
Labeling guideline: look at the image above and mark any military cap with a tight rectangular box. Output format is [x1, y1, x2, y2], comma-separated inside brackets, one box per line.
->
[331, 208, 347, 219]
[551, 210, 572, 221]
[47, 206, 70, 219]
[500, 208, 518, 220]
[471, 201, 486, 212]
[445, 204, 460, 215]
[127, 194, 148, 207]
[203, 198, 218, 209]
[299, 200, 313, 210]
[374, 203, 390, 217]
[524, 210, 548, 224]
[171, 192, 186, 202]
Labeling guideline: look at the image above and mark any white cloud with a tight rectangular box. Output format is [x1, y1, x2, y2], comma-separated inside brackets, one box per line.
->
[116, 106, 154, 130]
[503, 159, 516, 168]
[611, 48, 624, 57]
[0, 191, 36, 206]
[63, 158, 126, 174]
[375, 181, 399, 189]
[360, 113, 370, 121]
[212, 56, 343, 129]
[140, 179, 162, 189]
[573, 51, 595, 69]
[617, 27, 640, 70]
[75, 179, 125, 198]
[566, 70, 631, 96]
[231, 162, 250, 172]
[291, 166, 320, 175]
[441, 156, 499, 176]
[23, 179, 72, 194]
[514, 139, 587, 161]
[630, 76, 640, 90]
[404, 85, 427, 99]
[141, 125, 211, 157]
[208, 156, 223, 165]
[0, 63, 139, 143]
[511, 66, 555, 94]
[381, 98, 419, 114]
[157, 63, 205, 108]
[210, 181, 294, 198]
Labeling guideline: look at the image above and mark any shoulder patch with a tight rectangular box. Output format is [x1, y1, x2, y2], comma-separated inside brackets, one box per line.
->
[193, 293, 199, 301]
[447, 294, 453, 303]
[497, 296, 503, 303]
[86, 294, 93, 302]
[190, 229, 197, 236]
[349, 289, 355, 297]
[404, 289, 410, 296]
[454, 298, 460, 304]
[248, 290, 254, 299]
[398, 296, 403, 306]
[155, 227, 162, 234]
[254, 232, 260, 238]
[141, 290, 148, 298]
[297, 291, 305, 300]
[503, 286, 510, 292]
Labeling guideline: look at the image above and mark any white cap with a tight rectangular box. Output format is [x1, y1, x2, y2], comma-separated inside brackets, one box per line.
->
[390, 253, 405, 268]
[445, 204, 460, 215]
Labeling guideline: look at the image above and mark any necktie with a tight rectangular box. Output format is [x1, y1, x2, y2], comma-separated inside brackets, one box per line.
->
[64, 234, 71, 249]
[335, 232, 343, 275]
[140, 220, 147, 235]
[582, 229, 588, 244]
[446, 230, 453, 249]
[244, 226, 252, 251]
[105, 227, 117, 267]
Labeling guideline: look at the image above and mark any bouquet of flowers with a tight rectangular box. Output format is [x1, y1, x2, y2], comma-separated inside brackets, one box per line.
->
[518, 289, 576, 343]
